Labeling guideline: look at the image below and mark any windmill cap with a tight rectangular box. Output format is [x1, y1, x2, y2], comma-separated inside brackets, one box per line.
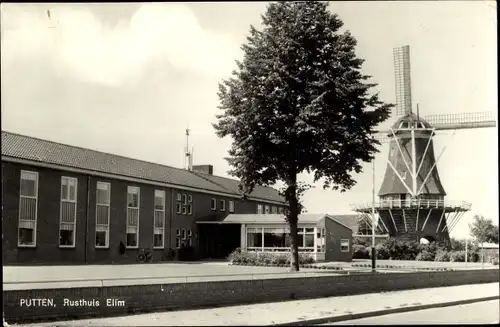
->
[390, 113, 433, 130]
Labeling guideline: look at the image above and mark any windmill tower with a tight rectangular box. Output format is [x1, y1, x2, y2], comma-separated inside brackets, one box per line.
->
[351, 45, 496, 246]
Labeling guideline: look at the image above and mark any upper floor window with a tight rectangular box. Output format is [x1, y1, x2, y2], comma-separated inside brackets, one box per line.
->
[257, 204, 263, 214]
[177, 192, 192, 215]
[211, 198, 217, 211]
[264, 205, 270, 214]
[59, 176, 78, 248]
[153, 190, 165, 248]
[96, 182, 110, 248]
[271, 206, 278, 214]
[126, 186, 140, 248]
[220, 199, 226, 211]
[228, 200, 234, 213]
[18, 171, 39, 247]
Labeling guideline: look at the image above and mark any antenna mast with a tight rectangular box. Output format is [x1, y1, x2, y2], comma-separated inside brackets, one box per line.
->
[185, 127, 192, 170]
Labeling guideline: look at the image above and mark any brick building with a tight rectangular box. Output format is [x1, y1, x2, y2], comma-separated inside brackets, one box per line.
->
[1, 131, 287, 265]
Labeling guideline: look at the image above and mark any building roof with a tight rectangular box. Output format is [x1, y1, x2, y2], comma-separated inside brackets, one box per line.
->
[1, 131, 284, 203]
[481, 242, 499, 249]
[217, 213, 357, 231]
[329, 214, 361, 233]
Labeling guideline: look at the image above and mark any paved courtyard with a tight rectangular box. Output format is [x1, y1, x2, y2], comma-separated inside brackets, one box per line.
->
[3, 261, 338, 290]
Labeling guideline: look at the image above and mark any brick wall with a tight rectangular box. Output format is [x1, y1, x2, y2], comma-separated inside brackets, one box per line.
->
[2, 161, 285, 265]
[4, 269, 499, 323]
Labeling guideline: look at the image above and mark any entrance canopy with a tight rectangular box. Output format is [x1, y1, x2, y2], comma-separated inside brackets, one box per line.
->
[196, 213, 354, 230]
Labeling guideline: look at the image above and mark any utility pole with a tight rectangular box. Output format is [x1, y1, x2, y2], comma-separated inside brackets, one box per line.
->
[371, 159, 376, 272]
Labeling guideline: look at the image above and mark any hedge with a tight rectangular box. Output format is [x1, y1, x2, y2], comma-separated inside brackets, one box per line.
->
[228, 248, 315, 266]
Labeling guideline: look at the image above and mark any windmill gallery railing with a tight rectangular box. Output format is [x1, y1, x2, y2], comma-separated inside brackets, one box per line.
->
[351, 199, 472, 211]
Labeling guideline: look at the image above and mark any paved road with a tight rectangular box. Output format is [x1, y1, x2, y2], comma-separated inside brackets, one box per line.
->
[326, 300, 500, 325]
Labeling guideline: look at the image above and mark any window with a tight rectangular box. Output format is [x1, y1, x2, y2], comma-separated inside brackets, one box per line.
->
[257, 204, 263, 214]
[175, 237, 181, 249]
[341, 239, 350, 252]
[153, 190, 165, 248]
[246, 226, 315, 252]
[264, 205, 270, 214]
[317, 228, 326, 252]
[182, 194, 187, 205]
[181, 229, 186, 240]
[176, 193, 182, 213]
[187, 229, 192, 237]
[187, 195, 193, 215]
[96, 182, 110, 248]
[59, 176, 78, 247]
[228, 200, 234, 213]
[18, 171, 38, 247]
[176, 228, 181, 236]
[126, 186, 140, 248]
[246, 228, 263, 248]
[278, 207, 284, 214]
[220, 199, 225, 211]
[263, 228, 290, 248]
[211, 198, 216, 211]
[187, 238, 192, 247]
[271, 206, 277, 214]
[182, 205, 187, 215]
[297, 228, 315, 252]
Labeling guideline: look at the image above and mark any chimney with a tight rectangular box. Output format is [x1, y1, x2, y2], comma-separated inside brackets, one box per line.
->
[192, 165, 213, 175]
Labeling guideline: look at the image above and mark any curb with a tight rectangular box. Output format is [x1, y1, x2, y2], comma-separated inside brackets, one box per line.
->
[270, 295, 500, 326]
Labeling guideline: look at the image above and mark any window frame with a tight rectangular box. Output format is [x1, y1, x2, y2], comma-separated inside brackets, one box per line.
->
[153, 189, 166, 249]
[175, 237, 181, 249]
[126, 186, 140, 249]
[340, 239, 350, 252]
[59, 176, 78, 248]
[220, 199, 225, 212]
[228, 200, 234, 213]
[181, 228, 187, 240]
[264, 205, 270, 214]
[211, 198, 217, 211]
[18, 170, 39, 248]
[257, 204, 263, 214]
[95, 181, 111, 248]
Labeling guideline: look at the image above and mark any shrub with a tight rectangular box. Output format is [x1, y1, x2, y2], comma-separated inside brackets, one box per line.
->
[416, 250, 435, 261]
[378, 239, 420, 260]
[434, 249, 450, 262]
[227, 249, 315, 266]
[353, 237, 370, 247]
[352, 244, 370, 259]
[449, 250, 466, 262]
[299, 252, 315, 264]
[468, 250, 480, 263]
[370, 243, 390, 259]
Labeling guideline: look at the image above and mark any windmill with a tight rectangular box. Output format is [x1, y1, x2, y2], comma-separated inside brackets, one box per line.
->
[351, 45, 496, 246]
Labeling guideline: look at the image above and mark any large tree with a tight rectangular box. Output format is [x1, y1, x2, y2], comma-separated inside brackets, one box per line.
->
[213, 1, 392, 271]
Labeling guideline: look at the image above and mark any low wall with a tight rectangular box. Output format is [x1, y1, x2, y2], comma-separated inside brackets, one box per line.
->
[4, 269, 499, 323]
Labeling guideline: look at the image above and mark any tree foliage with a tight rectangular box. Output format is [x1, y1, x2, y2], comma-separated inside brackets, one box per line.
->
[213, 1, 392, 271]
[469, 214, 497, 244]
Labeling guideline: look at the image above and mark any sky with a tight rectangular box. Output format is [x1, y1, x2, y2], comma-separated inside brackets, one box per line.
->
[1, 1, 497, 239]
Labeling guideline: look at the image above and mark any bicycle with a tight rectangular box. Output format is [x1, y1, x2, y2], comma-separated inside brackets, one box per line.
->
[136, 248, 153, 263]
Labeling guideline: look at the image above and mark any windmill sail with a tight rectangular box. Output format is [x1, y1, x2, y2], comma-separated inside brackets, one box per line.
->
[393, 45, 413, 117]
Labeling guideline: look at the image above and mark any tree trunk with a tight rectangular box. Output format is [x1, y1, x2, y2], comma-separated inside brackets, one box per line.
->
[289, 216, 300, 272]
[285, 179, 300, 272]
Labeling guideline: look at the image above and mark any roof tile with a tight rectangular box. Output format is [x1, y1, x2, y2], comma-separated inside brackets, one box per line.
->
[1, 131, 284, 203]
